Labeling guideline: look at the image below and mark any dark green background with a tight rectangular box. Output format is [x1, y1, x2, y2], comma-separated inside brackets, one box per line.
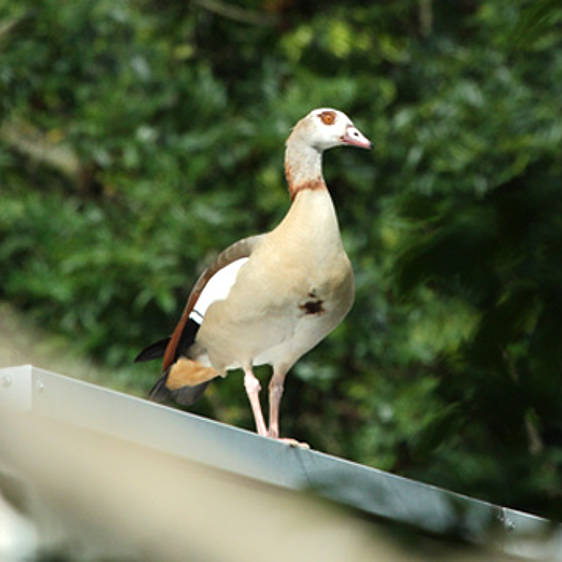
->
[1, 0, 560, 520]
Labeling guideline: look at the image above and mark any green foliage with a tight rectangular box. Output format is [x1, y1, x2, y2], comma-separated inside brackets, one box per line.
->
[1, 0, 561, 519]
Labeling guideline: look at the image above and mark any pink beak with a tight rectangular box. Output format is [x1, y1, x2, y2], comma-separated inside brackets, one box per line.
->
[341, 125, 373, 150]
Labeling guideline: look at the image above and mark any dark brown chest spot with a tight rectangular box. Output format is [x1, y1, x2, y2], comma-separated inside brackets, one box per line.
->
[299, 291, 325, 315]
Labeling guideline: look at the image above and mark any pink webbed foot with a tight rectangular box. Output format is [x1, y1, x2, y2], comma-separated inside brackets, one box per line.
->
[277, 437, 310, 449]
[268, 432, 310, 449]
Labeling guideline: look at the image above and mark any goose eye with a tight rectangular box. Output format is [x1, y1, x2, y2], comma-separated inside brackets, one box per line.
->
[319, 111, 336, 125]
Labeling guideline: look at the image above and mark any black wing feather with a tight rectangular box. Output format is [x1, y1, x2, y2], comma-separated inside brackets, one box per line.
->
[134, 337, 171, 362]
[146, 318, 213, 406]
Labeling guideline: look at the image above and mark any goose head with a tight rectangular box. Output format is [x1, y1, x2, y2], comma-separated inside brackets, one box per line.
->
[289, 108, 372, 152]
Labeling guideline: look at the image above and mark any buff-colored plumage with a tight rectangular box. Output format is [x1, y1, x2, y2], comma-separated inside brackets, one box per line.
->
[137, 108, 371, 445]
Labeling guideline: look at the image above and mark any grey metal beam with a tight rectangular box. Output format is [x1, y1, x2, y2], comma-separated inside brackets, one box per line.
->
[1, 364, 560, 560]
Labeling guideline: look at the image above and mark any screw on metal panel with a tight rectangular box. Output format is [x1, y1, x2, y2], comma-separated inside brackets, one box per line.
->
[1, 375, 12, 388]
[497, 508, 516, 532]
[36, 379, 45, 393]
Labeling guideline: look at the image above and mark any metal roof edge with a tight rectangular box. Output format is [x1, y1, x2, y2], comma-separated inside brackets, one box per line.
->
[1, 364, 560, 561]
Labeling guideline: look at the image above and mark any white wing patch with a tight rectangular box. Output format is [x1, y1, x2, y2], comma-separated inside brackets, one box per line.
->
[189, 258, 249, 323]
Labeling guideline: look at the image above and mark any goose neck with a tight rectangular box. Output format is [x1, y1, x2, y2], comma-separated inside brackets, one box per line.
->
[284, 140, 326, 200]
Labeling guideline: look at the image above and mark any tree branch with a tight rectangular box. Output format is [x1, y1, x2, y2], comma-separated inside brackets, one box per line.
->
[0, 119, 81, 181]
[191, 0, 278, 26]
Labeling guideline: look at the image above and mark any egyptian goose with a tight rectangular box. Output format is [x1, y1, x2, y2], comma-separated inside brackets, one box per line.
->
[135, 108, 371, 445]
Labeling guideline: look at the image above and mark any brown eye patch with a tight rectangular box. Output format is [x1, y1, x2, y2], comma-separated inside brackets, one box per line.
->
[319, 110, 336, 125]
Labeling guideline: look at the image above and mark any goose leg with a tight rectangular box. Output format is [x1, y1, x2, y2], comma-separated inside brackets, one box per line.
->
[243, 367, 267, 436]
[268, 369, 286, 439]
[268, 369, 309, 449]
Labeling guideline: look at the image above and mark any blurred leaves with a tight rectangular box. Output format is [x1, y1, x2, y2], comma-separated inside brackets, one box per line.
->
[0, 0, 561, 520]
